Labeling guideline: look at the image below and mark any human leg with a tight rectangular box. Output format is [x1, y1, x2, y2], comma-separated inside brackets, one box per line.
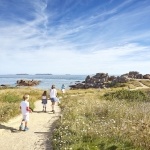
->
[43, 104, 45, 111]
[19, 118, 24, 130]
[44, 104, 46, 112]
[52, 101, 55, 113]
[19, 115, 26, 130]
[24, 114, 29, 131]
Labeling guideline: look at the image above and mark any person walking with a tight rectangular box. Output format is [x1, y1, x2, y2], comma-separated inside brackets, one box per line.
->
[61, 84, 65, 93]
[19, 94, 32, 131]
[50, 85, 57, 113]
[41, 91, 48, 112]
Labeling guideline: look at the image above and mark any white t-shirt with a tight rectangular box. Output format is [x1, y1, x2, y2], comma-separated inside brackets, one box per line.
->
[20, 100, 29, 115]
[42, 95, 47, 99]
[50, 89, 57, 98]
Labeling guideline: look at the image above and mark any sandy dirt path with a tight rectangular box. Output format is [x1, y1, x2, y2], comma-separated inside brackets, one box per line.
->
[0, 100, 61, 150]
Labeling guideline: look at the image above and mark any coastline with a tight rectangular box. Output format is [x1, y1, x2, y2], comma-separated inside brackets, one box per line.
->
[0, 74, 86, 90]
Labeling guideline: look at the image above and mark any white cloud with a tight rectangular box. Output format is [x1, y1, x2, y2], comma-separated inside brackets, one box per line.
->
[0, 0, 150, 75]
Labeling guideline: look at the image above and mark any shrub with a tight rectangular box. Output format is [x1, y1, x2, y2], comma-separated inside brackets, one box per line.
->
[0, 93, 21, 103]
[103, 89, 150, 102]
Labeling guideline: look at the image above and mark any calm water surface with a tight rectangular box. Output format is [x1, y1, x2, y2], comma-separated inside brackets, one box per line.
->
[0, 75, 87, 90]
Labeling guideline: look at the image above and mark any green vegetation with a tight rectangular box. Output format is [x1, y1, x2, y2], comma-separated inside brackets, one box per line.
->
[110, 79, 142, 89]
[0, 88, 43, 122]
[1, 79, 150, 150]
[139, 80, 150, 87]
[127, 79, 142, 88]
[103, 89, 150, 102]
[53, 88, 150, 150]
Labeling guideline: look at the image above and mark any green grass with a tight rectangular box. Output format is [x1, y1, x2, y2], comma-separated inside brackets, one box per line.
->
[103, 89, 150, 102]
[1, 84, 150, 149]
[139, 80, 150, 87]
[0, 87, 43, 122]
[53, 88, 150, 150]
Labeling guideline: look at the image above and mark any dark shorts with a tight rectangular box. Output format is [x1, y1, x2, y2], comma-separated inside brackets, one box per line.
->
[42, 99, 47, 104]
[50, 97, 58, 102]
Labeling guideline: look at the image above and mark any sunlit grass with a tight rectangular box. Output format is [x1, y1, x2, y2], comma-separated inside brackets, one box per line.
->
[53, 88, 150, 150]
[139, 80, 150, 87]
[0, 87, 43, 122]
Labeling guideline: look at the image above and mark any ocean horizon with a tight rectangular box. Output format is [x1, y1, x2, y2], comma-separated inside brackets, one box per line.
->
[0, 74, 87, 90]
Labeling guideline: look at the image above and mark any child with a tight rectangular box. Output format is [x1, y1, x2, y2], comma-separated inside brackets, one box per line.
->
[41, 91, 48, 112]
[19, 94, 32, 131]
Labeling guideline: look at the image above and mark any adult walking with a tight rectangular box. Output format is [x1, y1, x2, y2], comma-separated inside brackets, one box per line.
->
[50, 85, 57, 113]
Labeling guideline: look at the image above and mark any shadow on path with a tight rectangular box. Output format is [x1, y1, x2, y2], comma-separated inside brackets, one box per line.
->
[0, 124, 18, 132]
[33, 111, 54, 114]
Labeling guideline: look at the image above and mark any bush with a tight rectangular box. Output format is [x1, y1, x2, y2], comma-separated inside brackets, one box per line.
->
[0, 103, 20, 122]
[0, 93, 21, 103]
[103, 89, 150, 102]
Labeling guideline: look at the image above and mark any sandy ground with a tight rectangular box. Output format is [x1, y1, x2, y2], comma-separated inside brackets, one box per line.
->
[0, 100, 61, 150]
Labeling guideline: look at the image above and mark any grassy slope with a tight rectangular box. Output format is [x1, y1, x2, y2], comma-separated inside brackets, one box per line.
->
[53, 80, 150, 150]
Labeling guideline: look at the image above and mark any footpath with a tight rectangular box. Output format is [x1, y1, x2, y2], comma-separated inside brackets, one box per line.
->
[0, 100, 61, 150]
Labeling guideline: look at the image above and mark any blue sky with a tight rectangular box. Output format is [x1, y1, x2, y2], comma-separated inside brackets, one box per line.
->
[0, 0, 150, 75]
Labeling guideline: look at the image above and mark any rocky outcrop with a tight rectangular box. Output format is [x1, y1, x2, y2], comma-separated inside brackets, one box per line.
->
[128, 71, 139, 78]
[143, 74, 150, 79]
[69, 71, 150, 89]
[122, 71, 150, 79]
[70, 73, 118, 89]
[16, 79, 40, 86]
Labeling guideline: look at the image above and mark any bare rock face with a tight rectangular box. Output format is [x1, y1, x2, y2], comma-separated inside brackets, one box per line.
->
[128, 71, 139, 78]
[124, 71, 150, 79]
[70, 72, 110, 89]
[113, 76, 129, 83]
[16, 79, 40, 86]
[136, 74, 143, 79]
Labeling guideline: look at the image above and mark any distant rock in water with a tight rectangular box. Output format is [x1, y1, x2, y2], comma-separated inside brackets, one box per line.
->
[16, 79, 40, 86]
[69, 71, 150, 89]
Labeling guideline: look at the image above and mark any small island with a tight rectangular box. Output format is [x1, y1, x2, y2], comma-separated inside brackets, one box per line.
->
[35, 74, 52, 75]
[16, 74, 29, 75]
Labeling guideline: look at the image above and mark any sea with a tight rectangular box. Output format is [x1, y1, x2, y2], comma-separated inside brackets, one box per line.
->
[0, 74, 87, 90]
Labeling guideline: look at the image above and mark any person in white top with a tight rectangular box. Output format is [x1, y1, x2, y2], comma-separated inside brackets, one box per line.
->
[41, 91, 47, 112]
[61, 84, 65, 93]
[50, 85, 57, 113]
[19, 94, 32, 131]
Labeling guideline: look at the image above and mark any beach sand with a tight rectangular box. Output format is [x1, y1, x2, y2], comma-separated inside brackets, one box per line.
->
[0, 100, 61, 150]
